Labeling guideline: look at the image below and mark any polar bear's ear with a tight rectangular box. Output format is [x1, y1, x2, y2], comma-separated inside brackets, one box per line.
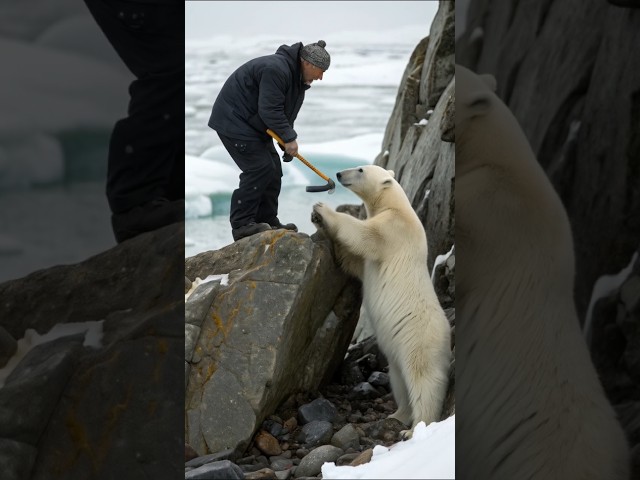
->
[387, 170, 395, 178]
[468, 92, 492, 117]
[479, 74, 497, 92]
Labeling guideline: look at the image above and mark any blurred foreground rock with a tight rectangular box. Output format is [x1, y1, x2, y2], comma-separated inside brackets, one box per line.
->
[0, 222, 184, 480]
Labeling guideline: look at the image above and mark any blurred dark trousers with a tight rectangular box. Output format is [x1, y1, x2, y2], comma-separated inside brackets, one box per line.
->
[83, 0, 184, 214]
[217, 133, 283, 229]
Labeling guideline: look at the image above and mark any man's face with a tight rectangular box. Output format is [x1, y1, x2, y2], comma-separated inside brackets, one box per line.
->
[302, 60, 324, 85]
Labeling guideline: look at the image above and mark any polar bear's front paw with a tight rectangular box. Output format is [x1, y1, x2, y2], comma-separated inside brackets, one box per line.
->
[311, 202, 328, 228]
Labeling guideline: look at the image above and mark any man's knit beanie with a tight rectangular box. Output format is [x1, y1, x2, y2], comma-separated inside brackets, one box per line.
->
[301, 40, 330, 71]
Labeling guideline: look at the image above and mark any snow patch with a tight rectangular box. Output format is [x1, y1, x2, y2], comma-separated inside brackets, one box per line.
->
[584, 250, 638, 345]
[321, 416, 455, 479]
[431, 244, 455, 281]
[0, 320, 104, 388]
[185, 274, 230, 301]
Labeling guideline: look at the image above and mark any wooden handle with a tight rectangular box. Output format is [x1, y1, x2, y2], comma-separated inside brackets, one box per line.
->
[266, 129, 331, 182]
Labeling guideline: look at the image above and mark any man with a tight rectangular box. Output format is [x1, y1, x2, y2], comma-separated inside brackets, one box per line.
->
[84, 0, 185, 243]
[208, 40, 330, 242]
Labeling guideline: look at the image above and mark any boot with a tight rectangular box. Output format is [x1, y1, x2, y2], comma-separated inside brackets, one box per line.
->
[111, 198, 184, 243]
[232, 222, 272, 241]
[269, 218, 298, 232]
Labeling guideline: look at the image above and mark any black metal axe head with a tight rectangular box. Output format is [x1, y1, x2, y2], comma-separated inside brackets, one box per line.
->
[306, 178, 336, 194]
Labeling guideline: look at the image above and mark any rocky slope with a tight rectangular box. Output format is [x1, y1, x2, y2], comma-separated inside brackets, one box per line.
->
[457, 0, 640, 322]
[0, 222, 185, 480]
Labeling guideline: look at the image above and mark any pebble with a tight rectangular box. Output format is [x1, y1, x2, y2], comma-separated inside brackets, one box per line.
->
[294, 445, 344, 477]
[255, 430, 282, 456]
[237, 455, 256, 465]
[270, 457, 294, 471]
[349, 382, 381, 400]
[350, 448, 373, 466]
[299, 420, 333, 447]
[275, 470, 293, 480]
[244, 467, 278, 479]
[368, 371, 390, 387]
[336, 452, 360, 466]
[283, 417, 297, 432]
[330, 423, 360, 451]
[298, 398, 338, 424]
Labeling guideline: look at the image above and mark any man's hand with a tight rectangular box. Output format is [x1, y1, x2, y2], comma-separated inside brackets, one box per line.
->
[284, 140, 298, 157]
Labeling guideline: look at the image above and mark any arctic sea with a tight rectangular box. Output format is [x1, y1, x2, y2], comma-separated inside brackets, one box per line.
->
[185, 26, 428, 257]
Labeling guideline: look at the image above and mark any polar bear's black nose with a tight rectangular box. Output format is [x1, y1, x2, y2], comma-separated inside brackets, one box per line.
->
[336, 172, 342, 179]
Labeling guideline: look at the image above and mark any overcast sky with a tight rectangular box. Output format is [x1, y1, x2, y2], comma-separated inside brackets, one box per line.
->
[185, 1, 439, 40]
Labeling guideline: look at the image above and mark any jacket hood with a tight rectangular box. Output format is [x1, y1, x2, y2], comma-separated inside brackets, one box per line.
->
[275, 42, 303, 71]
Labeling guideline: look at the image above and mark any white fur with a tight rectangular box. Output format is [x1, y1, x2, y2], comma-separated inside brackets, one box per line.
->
[456, 64, 629, 479]
[312, 165, 451, 435]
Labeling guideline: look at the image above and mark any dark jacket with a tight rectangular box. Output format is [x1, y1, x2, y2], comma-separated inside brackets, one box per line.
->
[208, 43, 310, 143]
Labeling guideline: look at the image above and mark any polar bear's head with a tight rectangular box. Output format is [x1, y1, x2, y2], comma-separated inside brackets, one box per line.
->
[336, 165, 396, 200]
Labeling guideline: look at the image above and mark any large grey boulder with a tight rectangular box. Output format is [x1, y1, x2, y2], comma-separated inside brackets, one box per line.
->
[184, 229, 361, 457]
[0, 222, 184, 480]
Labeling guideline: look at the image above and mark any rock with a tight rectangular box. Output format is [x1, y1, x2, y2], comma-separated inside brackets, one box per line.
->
[295, 448, 308, 459]
[184, 460, 244, 480]
[185, 276, 192, 293]
[184, 280, 221, 328]
[265, 419, 284, 438]
[298, 398, 339, 425]
[0, 223, 185, 479]
[330, 424, 360, 451]
[241, 464, 267, 473]
[336, 452, 360, 466]
[255, 430, 282, 456]
[244, 468, 278, 480]
[340, 364, 365, 385]
[0, 335, 83, 445]
[185, 444, 199, 462]
[283, 417, 297, 433]
[275, 469, 293, 480]
[299, 420, 333, 447]
[350, 448, 373, 467]
[348, 382, 381, 400]
[367, 371, 390, 388]
[270, 457, 295, 471]
[236, 455, 255, 465]
[0, 326, 17, 368]
[185, 449, 236, 468]
[185, 231, 361, 455]
[294, 445, 344, 478]
[0, 438, 37, 480]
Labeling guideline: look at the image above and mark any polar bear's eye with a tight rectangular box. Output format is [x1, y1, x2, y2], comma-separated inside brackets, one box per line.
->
[358, 168, 364, 172]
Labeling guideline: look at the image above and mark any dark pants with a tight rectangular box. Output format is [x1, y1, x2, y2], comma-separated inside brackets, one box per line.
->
[218, 134, 283, 229]
[83, 0, 184, 214]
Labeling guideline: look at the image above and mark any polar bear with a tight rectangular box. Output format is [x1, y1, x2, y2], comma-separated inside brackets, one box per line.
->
[455, 64, 629, 479]
[311, 165, 451, 437]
